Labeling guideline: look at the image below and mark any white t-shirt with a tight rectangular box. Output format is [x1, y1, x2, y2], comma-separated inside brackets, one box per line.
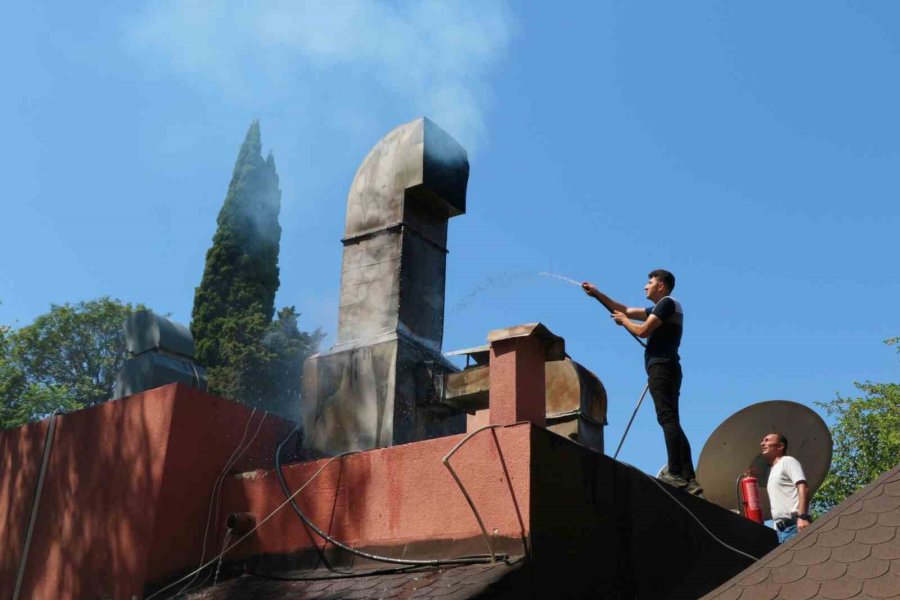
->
[768, 456, 807, 520]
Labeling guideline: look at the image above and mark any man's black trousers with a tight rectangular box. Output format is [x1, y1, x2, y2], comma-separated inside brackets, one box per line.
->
[647, 361, 696, 480]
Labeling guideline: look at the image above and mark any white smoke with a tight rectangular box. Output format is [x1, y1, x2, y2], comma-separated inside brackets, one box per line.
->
[125, 1, 516, 151]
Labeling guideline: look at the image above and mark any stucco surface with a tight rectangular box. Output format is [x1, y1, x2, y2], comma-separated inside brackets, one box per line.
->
[220, 423, 532, 561]
[0, 384, 290, 598]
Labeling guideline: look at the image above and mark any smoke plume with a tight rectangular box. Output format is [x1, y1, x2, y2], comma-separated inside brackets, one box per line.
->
[125, 1, 516, 151]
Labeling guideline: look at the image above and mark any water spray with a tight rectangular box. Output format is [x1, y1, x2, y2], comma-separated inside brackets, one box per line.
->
[537, 272, 582, 287]
[450, 270, 534, 315]
[539, 272, 646, 348]
[540, 271, 650, 460]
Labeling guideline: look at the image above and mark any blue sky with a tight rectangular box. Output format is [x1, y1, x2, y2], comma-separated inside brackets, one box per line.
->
[2, 1, 897, 476]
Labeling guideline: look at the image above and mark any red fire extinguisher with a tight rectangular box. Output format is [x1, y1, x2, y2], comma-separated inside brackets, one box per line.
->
[738, 473, 764, 524]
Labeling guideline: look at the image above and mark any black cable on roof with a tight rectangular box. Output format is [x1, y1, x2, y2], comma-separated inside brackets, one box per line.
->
[224, 562, 466, 582]
[618, 460, 762, 561]
[275, 427, 506, 567]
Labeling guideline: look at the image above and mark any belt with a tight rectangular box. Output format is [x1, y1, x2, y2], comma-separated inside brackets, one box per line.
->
[774, 517, 796, 531]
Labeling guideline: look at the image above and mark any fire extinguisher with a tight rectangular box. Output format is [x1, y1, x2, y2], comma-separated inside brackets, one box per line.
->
[737, 472, 764, 524]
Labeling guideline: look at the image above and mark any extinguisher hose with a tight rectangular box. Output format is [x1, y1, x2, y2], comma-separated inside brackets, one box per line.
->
[735, 474, 745, 517]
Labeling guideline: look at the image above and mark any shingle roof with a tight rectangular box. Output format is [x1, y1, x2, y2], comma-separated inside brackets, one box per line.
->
[702, 462, 900, 600]
[184, 558, 526, 600]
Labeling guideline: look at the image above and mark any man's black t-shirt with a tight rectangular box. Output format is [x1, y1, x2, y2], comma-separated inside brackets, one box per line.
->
[644, 296, 683, 369]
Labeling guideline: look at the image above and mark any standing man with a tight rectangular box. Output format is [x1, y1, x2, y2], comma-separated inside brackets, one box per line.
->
[760, 433, 811, 543]
[582, 270, 701, 495]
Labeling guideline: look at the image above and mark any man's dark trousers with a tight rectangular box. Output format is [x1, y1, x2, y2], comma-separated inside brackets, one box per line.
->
[647, 361, 695, 480]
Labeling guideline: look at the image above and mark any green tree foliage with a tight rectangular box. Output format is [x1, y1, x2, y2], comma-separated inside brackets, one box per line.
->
[206, 307, 323, 418]
[813, 338, 900, 514]
[262, 307, 325, 417]
[204, 309, 271, 409]
[192, 121, 281, 371]
[191, 122, 322, 415]
[0, 298, 143, 429]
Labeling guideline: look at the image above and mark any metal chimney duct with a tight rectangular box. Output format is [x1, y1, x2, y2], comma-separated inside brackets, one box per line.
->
[301, 118, 468, 454]
[114, 310, 207, 399]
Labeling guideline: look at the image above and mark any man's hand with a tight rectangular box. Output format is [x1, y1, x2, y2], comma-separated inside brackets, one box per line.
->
[611, 310, 628, 326]
[582, 283, 630, 316]
[797, 482, 810, 532]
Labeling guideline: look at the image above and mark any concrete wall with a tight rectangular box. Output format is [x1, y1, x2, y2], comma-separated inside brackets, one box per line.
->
[0, 419, 51, 593]
[0, 384, 290, 599]
[528, 427, 778, 599]
[1, 385, 777, 599]
[220, 422, 532, 566]
[218, 424, 776, 599]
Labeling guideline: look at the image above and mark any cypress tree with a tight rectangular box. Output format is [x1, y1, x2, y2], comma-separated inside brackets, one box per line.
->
[260, 307, 325, 416]
[191, 121, 282, 404]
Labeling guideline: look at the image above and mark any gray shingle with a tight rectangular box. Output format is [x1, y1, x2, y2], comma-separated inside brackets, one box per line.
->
[186, 559, 526, 600]
[702, 461, 900, 600]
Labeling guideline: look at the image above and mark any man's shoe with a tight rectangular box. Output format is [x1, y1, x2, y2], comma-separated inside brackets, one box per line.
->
[657, 470, 690, 489]
[685, 479, 704, 497]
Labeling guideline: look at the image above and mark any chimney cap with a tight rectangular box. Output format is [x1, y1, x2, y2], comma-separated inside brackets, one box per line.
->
[487, 323, 566, 361]
[444, 344, 490, 366]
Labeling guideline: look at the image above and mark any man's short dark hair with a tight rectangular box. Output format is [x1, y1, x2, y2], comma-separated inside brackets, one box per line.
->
[775, 433, 789, 455]
[648, 269, 676, 292]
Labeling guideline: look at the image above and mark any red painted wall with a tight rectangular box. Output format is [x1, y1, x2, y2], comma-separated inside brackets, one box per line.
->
[489, 338, 546, 427]
[144, 387, 290, 581]
[0, 418, 51, 592]
[216, 424, 776, 599]
[219, 423, 533, 563]
[0, 384, 290, 599]
[1, 383, 776, 599]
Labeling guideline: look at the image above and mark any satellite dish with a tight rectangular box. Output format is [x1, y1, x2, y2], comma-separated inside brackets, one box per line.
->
[696, 400, 832, 520]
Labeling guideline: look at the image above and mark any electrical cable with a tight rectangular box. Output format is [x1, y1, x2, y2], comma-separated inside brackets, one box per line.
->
[619, 461, 761, 561]
[212, 528, 232, 588]
[189, 361, 202, 390]
[441, 423, 531, 561]
[601, 305, 758, 562]
[210, 413, 271, 553]
[170, 409, 267, 597]
[274, 428, 505, 567]
[148, 427, 507, 599]
[273, 428, 342, 573]
[440, 426, 500, 561]
[146, 451, 362, 600]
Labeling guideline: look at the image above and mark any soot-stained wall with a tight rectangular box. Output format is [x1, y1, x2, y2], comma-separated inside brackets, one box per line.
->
[528, 428, 778, 599]
[302, 118, 468, 455]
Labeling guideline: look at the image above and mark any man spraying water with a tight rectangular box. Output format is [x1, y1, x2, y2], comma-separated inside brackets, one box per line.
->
[582, 270, 702, 496]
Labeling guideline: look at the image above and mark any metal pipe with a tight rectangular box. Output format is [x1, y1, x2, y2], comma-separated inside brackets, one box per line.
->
[441, 422, 533, 563]
[613, 384, 650, 460]
[225, 512, 256, 536]
[13, 412, 59, 600]
[275, 429, 499, 567]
